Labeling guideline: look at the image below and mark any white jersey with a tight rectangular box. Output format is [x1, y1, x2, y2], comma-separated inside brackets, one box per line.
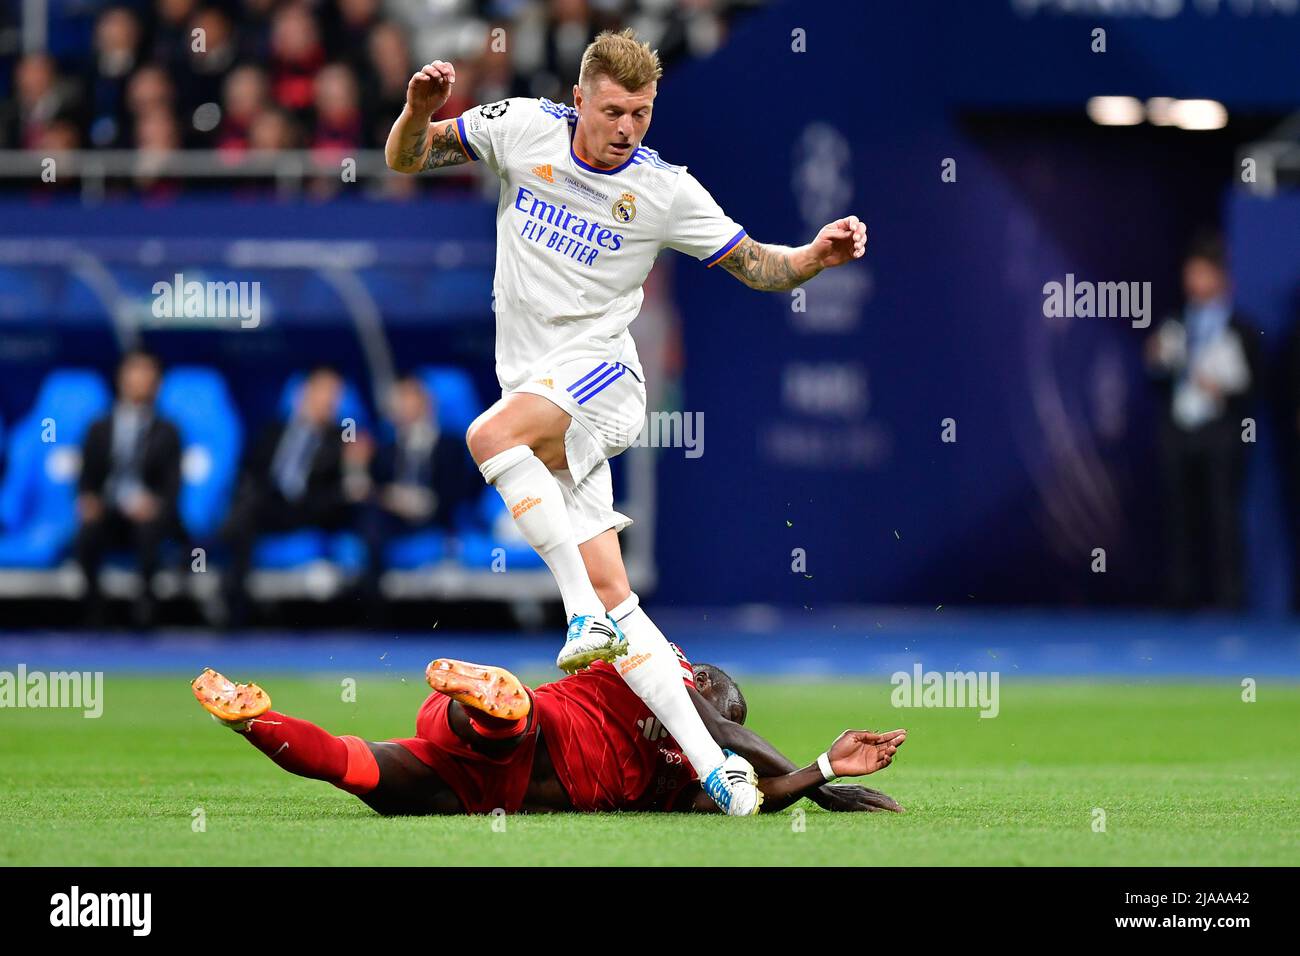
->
[454, 97, 746, 392]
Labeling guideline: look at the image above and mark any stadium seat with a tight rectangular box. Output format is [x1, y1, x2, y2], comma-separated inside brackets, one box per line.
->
[383, 527, 451, 569]
[253, 529, 330, 569]
[416, 365, 481, 434]
[158, 366, 243, 539]
[329, 531, 368, 574]
[457, 488, 545, 569]
[0, 370, 111, 567]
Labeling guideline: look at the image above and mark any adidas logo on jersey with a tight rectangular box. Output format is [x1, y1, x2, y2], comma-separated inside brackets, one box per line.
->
[637, 715, 669, 741]
[532, 164, 554, 183]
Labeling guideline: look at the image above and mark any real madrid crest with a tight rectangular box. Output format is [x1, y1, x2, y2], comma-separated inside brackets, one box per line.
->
[612, 192, 637, 224]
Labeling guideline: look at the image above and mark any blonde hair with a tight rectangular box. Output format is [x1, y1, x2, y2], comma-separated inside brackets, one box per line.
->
[578, 28, 662, 92]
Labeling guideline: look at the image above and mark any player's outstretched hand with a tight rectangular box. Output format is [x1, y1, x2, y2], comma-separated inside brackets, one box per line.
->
[814, 783, 906, 813]
[809, 215, 868, 269]
[407, 60, 456, 118]
[827, 727, 906, 777]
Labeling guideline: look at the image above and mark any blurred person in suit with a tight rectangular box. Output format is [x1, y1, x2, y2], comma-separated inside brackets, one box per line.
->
[220, 366, 371, 624]
[75, 350, 183, 628]
[1146, 237, 1260, 610]
[357, 375, 479, 618]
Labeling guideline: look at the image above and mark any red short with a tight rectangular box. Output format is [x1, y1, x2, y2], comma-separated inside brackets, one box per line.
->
[393, 692, 540, 814]
[394, 655, 698, 814]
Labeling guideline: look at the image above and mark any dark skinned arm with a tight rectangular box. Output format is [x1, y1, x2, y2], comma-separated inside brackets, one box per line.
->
[686, 765, 826, 813]
[686, 685, 904, 812]
[685, 729, 907, 814]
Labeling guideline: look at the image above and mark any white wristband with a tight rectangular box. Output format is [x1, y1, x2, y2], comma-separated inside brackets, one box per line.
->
[817, 751, 837, 782]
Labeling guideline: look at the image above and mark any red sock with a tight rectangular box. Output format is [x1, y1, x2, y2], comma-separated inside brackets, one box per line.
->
[467, 711, 527, 739]
[465, 686, 533, 740]
[242, 711, 379, 794]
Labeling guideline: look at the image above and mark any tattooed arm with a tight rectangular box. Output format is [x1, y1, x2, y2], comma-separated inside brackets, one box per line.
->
[386, 116, 471, 173]
[717, 237, 816, 291]
[384, 60, 472, 174]
[717, 215, 868, 291]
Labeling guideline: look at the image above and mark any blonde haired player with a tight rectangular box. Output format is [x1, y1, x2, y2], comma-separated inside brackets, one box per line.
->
[386, 29, 868, 816]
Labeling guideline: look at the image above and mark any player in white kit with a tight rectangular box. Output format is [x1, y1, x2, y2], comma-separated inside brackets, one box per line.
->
[386, 29, 867, 816]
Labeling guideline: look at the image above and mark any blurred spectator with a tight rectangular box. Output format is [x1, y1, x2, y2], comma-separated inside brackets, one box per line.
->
[151, 0, 201, 68]
[86, 6, 144, 147]
[182, 7, 239, 117]
[363, 20, 413, 147]
[135, 105, 181, 152]
[215, 64, 270, 154]
[37, 119, 83, 152]
[248, 107, 300, 151]
[220, 367, 370, 624]
[132, 106, 182, 197]
[543, 0, 598, 101]
[358, 376, 480, 612]
[2, 0, 761, 193]
[3, 53, 76, 149]
[75, 350, 183, 629]
[125, 64, 176, 125]
[311, 63, 362, 153]
[329, 0, 383, 69]
[1146, 237, 1260, 610]
[269, 3, 326, 115]
[237, 0, 281, 63]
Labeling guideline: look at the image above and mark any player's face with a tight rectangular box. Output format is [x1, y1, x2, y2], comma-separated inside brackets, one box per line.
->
[391, 381, 429, 426]
[573, 77, 655, 167]
[299, 373, 342, 425]
[1183, 257, 1227, 305]
[118, 356, 159, 404]
[693, 668, 747, 725]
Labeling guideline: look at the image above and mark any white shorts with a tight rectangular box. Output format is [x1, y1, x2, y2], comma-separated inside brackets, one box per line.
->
[510, 357, 646, 544]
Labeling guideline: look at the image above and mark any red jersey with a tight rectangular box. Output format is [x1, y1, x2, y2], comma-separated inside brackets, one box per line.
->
[532, 646, 698, 812]
[408, 692, 541, 814]
[402, 643, 698, 813]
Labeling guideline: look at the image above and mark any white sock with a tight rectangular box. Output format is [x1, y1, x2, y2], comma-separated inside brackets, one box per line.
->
[479, 445, 604, 621]
[609, 592, 725, 777]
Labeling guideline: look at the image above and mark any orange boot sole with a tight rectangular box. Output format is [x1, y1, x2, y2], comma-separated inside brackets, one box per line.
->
[191, 667, 272, 723]
[425, 658, 530, 722]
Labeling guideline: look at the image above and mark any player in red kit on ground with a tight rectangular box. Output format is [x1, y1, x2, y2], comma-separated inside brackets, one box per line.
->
[192, 651, 906, 815]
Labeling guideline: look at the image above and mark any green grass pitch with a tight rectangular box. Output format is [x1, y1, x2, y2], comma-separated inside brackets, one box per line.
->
[2, 674, 1297, 866]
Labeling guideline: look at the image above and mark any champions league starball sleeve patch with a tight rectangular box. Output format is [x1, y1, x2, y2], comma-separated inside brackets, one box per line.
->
[459, 98, 528, 174]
